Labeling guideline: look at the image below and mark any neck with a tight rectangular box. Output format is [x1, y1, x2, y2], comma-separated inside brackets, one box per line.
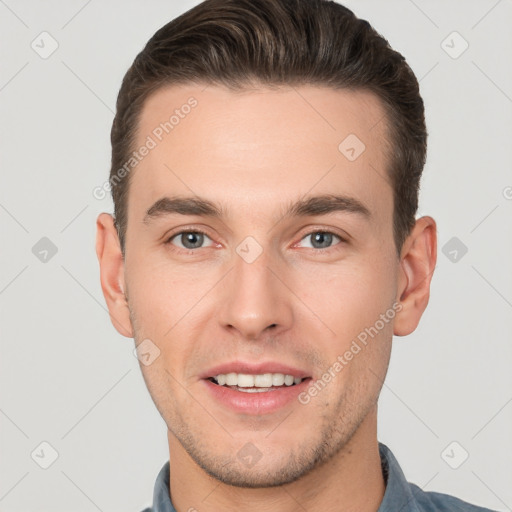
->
[168, 406, 385, 512]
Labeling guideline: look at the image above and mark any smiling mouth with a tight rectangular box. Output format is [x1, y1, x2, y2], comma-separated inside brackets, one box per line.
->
[207, 372, 310, 393]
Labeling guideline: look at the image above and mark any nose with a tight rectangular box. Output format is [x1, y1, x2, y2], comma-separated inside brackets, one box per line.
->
[217, 247, 293, 341]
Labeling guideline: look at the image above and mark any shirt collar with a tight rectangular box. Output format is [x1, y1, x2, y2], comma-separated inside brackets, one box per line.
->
[149, 461, 175, 512]
[378, 442, 422, 512]
[148, 442, 420, 512]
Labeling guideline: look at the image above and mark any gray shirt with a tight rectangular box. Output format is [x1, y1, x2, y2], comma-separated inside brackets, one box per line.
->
[141, 442, 498, 511]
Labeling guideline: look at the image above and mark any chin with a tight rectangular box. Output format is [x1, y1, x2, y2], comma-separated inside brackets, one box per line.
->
[198, 459, 316, 488]
[183, 436, 333, 489]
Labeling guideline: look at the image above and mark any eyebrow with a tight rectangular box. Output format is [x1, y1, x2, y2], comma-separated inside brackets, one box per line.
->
[143, 194, 371, 224]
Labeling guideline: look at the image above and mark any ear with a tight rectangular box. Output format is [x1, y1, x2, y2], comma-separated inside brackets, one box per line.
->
[95, 213, 133, 338]
[394, 216, 437, 336]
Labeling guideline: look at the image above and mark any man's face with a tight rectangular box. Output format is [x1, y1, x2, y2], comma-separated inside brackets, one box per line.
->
[123, 84, 400, 486]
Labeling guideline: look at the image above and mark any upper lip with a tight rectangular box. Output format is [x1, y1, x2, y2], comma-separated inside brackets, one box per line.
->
[200, 361, 310, 379]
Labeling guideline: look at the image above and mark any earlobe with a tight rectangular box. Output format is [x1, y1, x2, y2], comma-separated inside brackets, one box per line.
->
[393, 216, 437, 337]
[95, 213, 133, 338]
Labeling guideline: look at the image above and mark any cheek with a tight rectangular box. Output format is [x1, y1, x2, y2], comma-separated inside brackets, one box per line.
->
[293, 258, 397, 339]
[126, 260, 216, 381]
[126, 257, 212, 335]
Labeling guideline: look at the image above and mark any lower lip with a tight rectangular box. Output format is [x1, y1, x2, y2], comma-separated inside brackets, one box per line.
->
[202, 378, 311, 415]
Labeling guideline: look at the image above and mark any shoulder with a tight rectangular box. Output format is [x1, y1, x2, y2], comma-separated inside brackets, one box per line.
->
[410, 482, 499, 512]
[378, 442, 499, 512]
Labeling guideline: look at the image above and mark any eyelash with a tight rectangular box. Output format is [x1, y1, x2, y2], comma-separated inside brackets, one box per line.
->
[164, 227, 347, 254]
[299, 231, 346, 252]
[165, 228, 216, 254]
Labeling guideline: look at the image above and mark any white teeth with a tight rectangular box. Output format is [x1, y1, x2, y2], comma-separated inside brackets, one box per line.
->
[254, 373, 273, 387]
[225, 373, 238, 386]
[237, 387, 273, 393]
[213, 372, 303, 388]
[272, 373, 285, 386]
[237, 374, 255, 388]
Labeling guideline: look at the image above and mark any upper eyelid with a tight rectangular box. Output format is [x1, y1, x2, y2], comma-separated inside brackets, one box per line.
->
[165, 227, 211, 241]
[294, 231, 345, 249]
[166, 228, 214, 246]
[296, 228, 348, 244]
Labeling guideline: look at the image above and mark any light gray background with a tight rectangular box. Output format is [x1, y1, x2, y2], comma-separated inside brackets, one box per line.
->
[1, 1, 511, 511]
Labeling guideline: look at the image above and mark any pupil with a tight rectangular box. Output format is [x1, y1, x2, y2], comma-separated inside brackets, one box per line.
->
[312, 232, 332, 249]
[182, 232, 203, 249]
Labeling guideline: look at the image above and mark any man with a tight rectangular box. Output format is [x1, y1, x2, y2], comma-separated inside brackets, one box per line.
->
[95, 0, 497, 510]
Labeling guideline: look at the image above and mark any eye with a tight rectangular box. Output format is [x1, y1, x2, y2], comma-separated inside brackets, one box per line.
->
[167, 230, 215, 250]
[298, 231, 343, 250]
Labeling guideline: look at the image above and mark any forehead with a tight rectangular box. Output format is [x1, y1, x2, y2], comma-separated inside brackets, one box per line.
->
[129, 83, 392, 224]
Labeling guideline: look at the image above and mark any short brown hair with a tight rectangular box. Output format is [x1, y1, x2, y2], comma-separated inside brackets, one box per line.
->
[110, 0, 427, 256]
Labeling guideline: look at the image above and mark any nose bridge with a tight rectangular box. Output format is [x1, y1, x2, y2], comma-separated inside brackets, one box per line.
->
[217, 239, 292, 339]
